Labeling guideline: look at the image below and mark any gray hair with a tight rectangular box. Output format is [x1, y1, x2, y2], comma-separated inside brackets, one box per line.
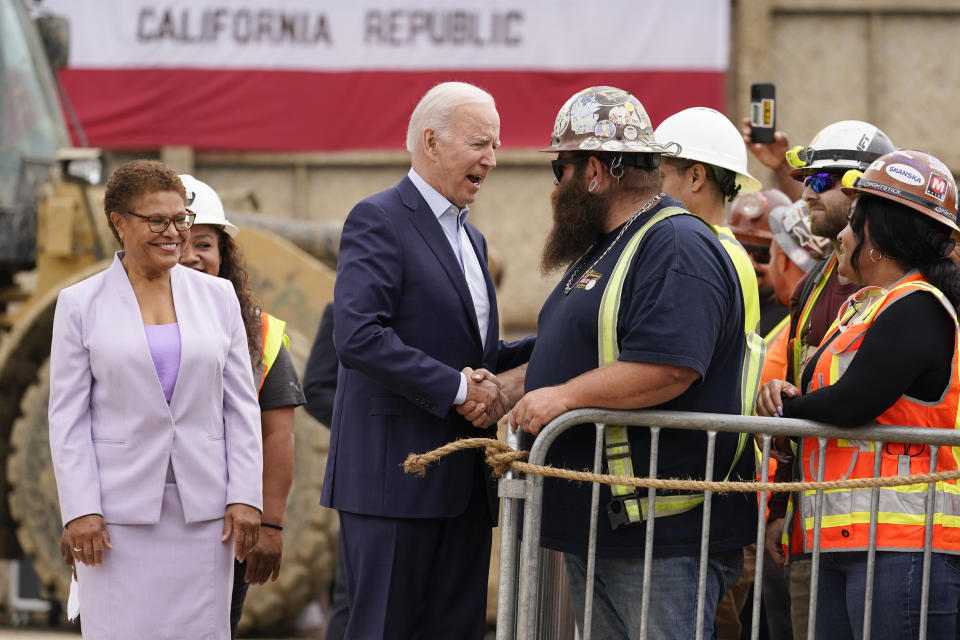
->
[405, 82, 496, 154]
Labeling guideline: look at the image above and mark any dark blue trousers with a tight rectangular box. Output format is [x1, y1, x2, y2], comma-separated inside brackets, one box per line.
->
[338, 478, 491, 639]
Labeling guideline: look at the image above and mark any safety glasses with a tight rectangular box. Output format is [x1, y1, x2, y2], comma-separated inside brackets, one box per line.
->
[551, 156, 588, 181]
[803, 172, 839, 194]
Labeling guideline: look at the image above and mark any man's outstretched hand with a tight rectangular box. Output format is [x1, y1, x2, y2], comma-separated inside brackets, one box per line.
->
[458, 367, 510, 428]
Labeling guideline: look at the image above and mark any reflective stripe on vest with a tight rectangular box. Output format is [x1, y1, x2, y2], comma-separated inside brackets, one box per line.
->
[799, 275, 960, 552]
[715, 225, 765, 417]
[789, 254, 837, 384]
[598, 206, 747, 525]
[259, 311, 290, 393]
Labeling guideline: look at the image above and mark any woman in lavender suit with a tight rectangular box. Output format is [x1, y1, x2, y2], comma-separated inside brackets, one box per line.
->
[48, 160, 264, 638]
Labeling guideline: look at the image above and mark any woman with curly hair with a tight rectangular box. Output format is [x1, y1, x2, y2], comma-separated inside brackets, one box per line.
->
[50, 160, 263, 638]
[178, 175, 304, 638]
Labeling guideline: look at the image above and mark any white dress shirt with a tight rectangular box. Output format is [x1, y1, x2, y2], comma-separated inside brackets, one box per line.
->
[407, 169, 491, 405]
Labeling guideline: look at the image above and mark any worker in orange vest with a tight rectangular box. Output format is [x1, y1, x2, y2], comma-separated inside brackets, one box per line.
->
[758, 149, 960, 639]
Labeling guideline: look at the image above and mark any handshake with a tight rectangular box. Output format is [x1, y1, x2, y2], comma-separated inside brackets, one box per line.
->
[456, 366, 524, 429]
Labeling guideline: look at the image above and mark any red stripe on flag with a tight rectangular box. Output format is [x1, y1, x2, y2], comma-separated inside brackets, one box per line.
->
[58, 69, 725, 151]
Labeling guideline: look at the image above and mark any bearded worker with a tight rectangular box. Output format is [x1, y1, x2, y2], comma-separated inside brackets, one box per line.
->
[512, 86, 755, 639]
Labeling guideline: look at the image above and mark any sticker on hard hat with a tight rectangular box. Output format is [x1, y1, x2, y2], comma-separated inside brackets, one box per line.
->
[858, 179, 902, 196]
[607, 106, 632, 127]
[868, 160, 885, 171]
[553, 109, 570, 138]
[885, 163, 925, 186]
[926, 174, 949, 202]
[570, 96, 601, 135]
[579, 136, 602, 151]
[623, 125, 638, 141]
[890, 153, 926, 172]
[935, 205, 957, 222]
[595, 120, 616, 139]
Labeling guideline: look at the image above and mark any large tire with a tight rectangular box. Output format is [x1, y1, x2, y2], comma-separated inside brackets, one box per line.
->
[7, 330, 339, 634]
[6, 360, 68, 604]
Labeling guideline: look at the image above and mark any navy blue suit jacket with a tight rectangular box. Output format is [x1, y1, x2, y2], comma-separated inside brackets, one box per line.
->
[320, 176, 534, 523]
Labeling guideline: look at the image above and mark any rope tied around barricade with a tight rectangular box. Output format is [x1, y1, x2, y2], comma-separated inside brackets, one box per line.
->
[402, 437, 960, 493]
[403, 438, 529, 478]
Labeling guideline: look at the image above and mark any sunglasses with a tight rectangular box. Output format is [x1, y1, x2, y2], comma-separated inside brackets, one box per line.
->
[743, 243, 771, 264]
[803, 172, 840, 194]
[551, 156, 588, 181]
[127, 210, 196, 233]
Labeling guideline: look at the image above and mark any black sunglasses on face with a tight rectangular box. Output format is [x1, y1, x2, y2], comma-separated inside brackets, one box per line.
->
[127, 210, 196, 233]
[551, 156, 589, 181]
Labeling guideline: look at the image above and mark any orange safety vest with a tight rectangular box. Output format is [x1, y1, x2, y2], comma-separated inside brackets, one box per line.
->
[759, 314, 790, 390]
[258, 311, 289, 393]
[797, 274, 960, 553]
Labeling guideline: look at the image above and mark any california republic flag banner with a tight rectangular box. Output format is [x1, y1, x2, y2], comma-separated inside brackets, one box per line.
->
[39, 0, 729, 151]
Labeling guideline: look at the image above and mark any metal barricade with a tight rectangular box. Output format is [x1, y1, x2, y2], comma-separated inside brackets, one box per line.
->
[495, 408, 960, 640]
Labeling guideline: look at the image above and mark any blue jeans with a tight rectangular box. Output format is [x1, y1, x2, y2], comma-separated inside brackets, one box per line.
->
[563, 548, 743, 640]
[816, 551, 960, 640]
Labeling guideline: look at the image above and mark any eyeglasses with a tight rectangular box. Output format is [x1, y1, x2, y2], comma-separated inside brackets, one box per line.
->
[802, 172, 840, 194]
[551, 156, 588, 181]
[743, 243, 771, 264]
[126, 210, 195, 233]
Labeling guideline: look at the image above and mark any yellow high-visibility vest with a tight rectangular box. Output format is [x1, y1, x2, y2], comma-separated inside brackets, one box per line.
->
[258, 311, 290, 394]
[714, 225, 765, 417]
[599, 207, 748, 526]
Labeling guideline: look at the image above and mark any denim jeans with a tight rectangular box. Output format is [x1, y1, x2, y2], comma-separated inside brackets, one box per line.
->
[564, 548, 743, 640]
[815, 551, 960, 640]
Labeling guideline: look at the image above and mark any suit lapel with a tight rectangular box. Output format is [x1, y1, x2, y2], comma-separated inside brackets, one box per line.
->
[399, 178, 483, 348]
[105, 253, 178, 411]
[463, 223, 499, 362]
[168, 265, 189, 408]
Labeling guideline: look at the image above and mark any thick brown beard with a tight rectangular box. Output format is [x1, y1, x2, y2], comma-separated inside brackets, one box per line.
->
[541, 170, 610, 274]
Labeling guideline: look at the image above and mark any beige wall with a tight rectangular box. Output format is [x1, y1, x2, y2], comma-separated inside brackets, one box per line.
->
[733, 0, 960, 188]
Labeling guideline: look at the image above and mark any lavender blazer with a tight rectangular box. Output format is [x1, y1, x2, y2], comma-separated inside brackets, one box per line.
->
[48, 253, 263, 526]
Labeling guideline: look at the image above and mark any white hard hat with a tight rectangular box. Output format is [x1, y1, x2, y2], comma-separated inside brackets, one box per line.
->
[785, 120, 894, 179]
[178, 174, 238, 237]
[654, 107, 761, 194]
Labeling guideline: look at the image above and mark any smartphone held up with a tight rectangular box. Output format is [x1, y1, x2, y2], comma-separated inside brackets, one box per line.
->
[749, 83, 776, 143]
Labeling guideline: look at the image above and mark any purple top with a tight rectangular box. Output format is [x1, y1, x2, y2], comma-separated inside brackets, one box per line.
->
[144, 323, 181, 404]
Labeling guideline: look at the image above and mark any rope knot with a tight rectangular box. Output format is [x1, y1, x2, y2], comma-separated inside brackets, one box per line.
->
[485, 446, 529, 477]
[402, 437, 526, 478]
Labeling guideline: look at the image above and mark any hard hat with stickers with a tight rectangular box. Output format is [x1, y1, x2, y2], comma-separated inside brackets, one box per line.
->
[543, 86, 677, 157]
[784, 120, 895, 180]
[840, 149, 960, 236]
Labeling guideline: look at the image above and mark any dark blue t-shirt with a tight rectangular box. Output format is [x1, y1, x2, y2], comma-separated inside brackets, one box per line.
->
[523, 197, 756, 557]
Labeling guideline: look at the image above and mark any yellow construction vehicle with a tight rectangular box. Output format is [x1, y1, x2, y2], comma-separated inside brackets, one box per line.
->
[0, 0, 340, 631]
